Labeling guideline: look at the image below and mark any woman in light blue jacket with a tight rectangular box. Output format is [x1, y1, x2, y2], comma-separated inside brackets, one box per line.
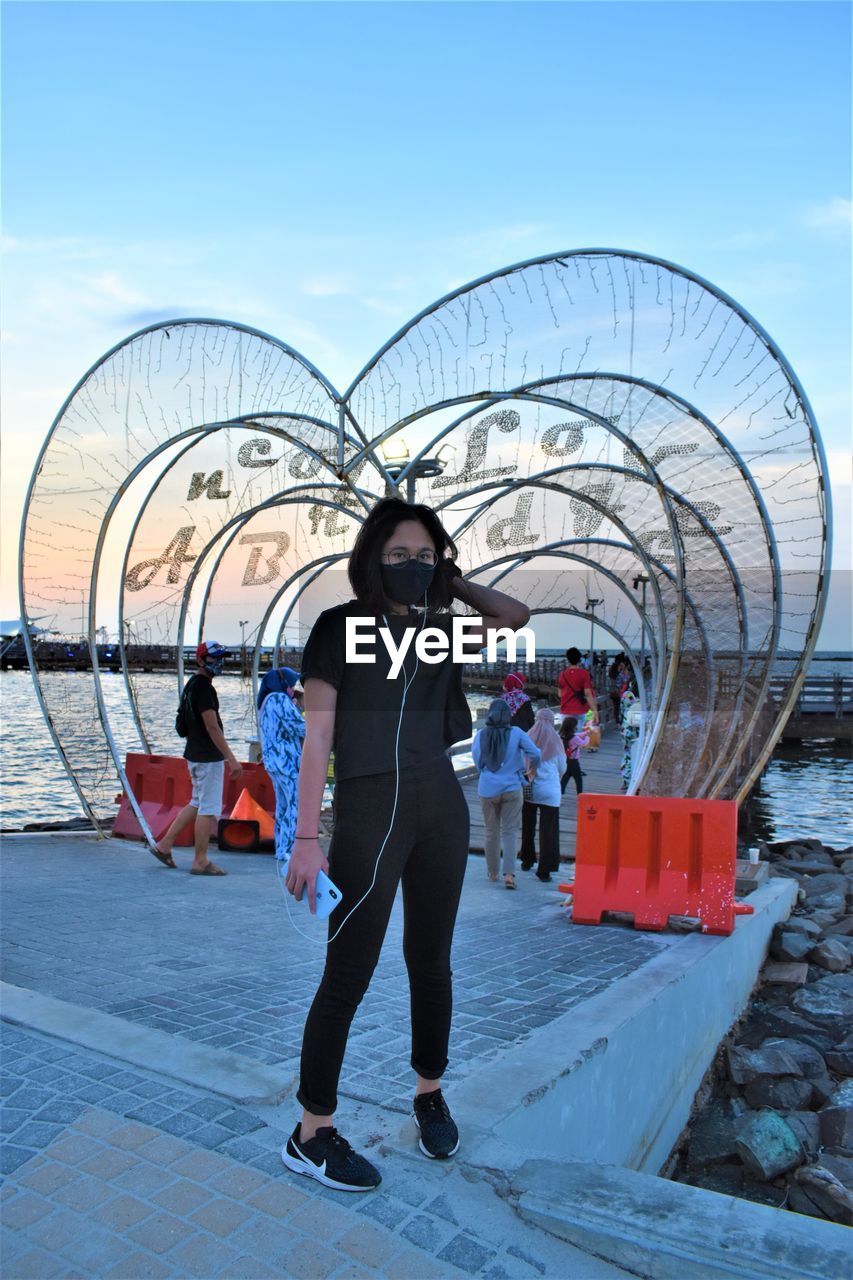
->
[258, 667, 306, 862]
[472, 699, 541, 889]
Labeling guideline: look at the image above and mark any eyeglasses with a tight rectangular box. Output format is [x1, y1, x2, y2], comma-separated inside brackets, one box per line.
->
[382, 549, 438, 567]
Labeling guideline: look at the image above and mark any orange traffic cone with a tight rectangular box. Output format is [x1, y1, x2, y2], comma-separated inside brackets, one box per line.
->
[229, 788, 275, 843]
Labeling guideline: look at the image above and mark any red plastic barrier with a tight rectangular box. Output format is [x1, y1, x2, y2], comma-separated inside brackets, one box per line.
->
[113, 753, 195, 845]
[113, 754, 275, 847]
[222, 764, 275, 819]
[571, 793, 739, 935]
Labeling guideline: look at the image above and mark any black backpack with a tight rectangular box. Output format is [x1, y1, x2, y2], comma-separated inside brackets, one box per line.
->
[175, 683, 193, 738]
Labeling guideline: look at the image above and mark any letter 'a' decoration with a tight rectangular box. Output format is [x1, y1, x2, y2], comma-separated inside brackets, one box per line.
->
[19, 251, 831, 837]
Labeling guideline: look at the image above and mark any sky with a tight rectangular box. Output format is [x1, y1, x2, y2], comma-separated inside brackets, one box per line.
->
[2, 0, 851, 648]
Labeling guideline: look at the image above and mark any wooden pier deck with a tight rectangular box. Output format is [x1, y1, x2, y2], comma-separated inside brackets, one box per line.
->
[457, 725, 623, 859]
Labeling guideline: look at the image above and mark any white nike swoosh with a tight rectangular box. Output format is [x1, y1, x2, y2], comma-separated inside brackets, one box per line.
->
[295, 1144, 325, 1178]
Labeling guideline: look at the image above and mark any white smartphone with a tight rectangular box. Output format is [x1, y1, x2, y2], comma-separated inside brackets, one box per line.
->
[279, 857, 343, 920]
[296, 868, 343, 920]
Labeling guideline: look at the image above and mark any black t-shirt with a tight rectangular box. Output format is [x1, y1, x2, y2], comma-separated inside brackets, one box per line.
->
[300, 601, 473, 781]
[182, 674, 224, 762]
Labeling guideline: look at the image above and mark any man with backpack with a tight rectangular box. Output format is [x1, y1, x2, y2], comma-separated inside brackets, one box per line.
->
[151, 640, 242, 875]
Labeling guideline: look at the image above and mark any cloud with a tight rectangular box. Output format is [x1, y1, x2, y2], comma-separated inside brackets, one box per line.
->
[300, 276, 352, 298]
[804, 197, 852, 230]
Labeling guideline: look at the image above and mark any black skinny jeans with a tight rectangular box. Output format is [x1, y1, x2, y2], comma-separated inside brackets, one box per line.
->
[519, 801, 560, 874]
[297, 755, 470, 1116]
[560, 759, 583, 794]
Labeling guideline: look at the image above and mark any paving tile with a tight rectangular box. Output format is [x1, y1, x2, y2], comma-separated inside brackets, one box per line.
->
[89, 1192, 153, 1231]
[151, 1177, 212, 1216]
[282, 1237, 342, 1278]
[1, 1189, 54, 1230]
[102, 1120, 162, 1150]
[383, 1247, 450, 1279]
[60, 1222, 135, 1272]
[52, 1173, 115, 1212]
[227, 1215, 294, 1266]
[113, 1162, 177, 1198]
[72, 1109, 124, 1139]
[357, 1191, 411, 1230]
[185, 1121, 234, 1150]
[42, 1132, 105, 1166]
[135, 1132, 195, 1165]
[437, 1232, 497, 1275]
[206, 1163, 269, 1199]
[166, 1232, 244, 1278]
[15, 1160, 78, 1195]
[401, 1211, 457, 1252]
[126, 1209, 195, 1254]
[183, 1097, 231, 1122]
[170, 1149, 234, 1183]
[1, 1106, 34, 1134]
[338, 1221, 400, 1268]
[24, 1205, 86, 1253]
[187, 1195, 254, 1237]
[1, 1143, 39, 1174]
[102, 1251, 172, 1279]
[246, 1179, 311, 1218]
[4, 1246, 66, 1278]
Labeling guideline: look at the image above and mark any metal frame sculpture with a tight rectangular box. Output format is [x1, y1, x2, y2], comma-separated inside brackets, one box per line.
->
[19, 249, 831, 839]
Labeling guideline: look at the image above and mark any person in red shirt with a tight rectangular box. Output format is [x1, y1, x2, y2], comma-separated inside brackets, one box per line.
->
[558, 647, 599, 723]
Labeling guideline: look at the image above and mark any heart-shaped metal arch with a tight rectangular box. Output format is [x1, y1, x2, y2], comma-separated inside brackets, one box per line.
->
[18, 249, 830, 831]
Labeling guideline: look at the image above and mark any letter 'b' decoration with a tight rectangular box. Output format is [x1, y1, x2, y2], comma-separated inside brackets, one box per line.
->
[19, 250, 831, 837]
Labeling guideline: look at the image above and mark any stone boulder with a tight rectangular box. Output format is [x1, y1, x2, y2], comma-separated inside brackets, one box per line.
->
[735, 1110, 804, 1180]
[792, 972, 853, 1035]
[768, 1039, 834, 1105]
[685, 1099, 745, 1172]
[820, 1153, 853, 1192]
[743, 1077, 814, 1110]
[825, 1031, 853, 1076]
[819, 1080, 853, 1149]
[811, 936, 852, 973]
[778, 916, 822, 940]
[826, 915, 853, 936]
[791, 1165, 853, 1226]
[769, 931, 813, 963]
[745, 1006, 834, 1055]
[783, 1111, 821, 1154]
[726, 1041, 802, 1084]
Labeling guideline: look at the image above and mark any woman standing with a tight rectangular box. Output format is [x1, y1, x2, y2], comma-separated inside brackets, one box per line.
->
[501, 671, 534, 731]
[282, 498, 529, 1191]
[519, 708, 566, 881]
[472, 700, 541, 891]
[257, 666, 305, 863]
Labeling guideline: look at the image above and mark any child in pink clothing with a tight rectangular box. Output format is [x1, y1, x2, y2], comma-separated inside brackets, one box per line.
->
[559, 716, 589, 795]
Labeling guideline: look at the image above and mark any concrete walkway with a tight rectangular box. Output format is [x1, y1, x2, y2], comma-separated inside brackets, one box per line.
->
[1, 831, 845, 1279]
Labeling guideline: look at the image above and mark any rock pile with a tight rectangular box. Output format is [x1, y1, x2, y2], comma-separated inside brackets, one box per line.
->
[673, 837, 853, 1224]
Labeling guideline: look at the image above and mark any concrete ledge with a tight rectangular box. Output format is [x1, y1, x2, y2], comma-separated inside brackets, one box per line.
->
[515, 1158, 850, 1280]
[454, 878, 797, 1173]
[0, 981, 295, 1105]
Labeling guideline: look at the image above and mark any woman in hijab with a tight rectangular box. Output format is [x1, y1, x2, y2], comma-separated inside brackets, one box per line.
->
[519, 707, 566, 882]
[501, 672, 534, 731]
[258, 667, 306, 863]
[472, 699, 541, 889]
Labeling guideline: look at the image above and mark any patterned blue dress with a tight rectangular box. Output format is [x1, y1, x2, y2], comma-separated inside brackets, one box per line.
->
[259, 692, 305, 861]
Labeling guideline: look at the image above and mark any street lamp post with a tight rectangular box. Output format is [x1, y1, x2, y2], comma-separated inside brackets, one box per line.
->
[586, 598, 603, 656]
[239, 619, 249, 675]
[381, 438, 452, 502]
[632, 573, 650, 675]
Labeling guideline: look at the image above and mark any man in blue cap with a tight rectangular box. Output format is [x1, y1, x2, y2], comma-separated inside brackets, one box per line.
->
[152, 640, 242, 874]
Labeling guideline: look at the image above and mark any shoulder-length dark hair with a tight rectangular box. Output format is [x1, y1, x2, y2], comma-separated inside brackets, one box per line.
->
[348, 497, 458, 612]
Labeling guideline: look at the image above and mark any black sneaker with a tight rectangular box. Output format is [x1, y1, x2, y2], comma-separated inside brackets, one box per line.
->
[413, 1089, 459, 1159]
[281, 1124, 381, 1191]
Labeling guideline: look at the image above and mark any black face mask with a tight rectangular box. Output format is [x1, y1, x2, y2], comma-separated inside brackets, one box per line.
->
[380, 560, 435, 606]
